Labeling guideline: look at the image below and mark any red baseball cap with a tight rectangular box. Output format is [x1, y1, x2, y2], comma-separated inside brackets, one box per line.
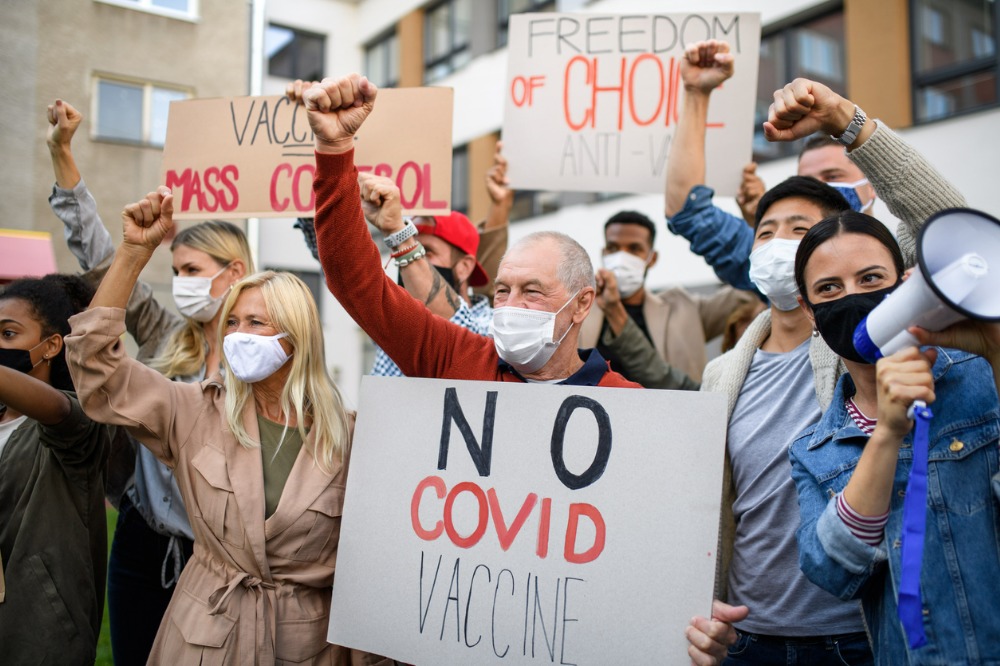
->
[414, 212, 489, 287]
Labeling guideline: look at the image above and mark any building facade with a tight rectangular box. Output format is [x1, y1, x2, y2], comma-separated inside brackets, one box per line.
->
[2, 0, 998, 405]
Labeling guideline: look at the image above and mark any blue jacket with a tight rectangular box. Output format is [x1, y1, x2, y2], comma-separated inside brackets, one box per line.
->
[790, 349, 1000, 665]
[666, 185, 758, 293]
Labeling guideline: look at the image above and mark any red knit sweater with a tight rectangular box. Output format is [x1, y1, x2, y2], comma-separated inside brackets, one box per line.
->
[313, 150, 639, 388]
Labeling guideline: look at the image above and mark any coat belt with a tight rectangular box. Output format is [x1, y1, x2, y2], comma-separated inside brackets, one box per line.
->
[208, 571, 277, 665]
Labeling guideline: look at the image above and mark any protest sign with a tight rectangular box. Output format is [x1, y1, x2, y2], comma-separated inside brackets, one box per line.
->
[328, 376, 728, 664]
[160, 87, 454, 219]
[502, 13, 760, 196]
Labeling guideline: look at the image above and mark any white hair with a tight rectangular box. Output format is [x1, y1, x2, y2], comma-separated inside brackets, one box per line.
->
[507, 231, 596, 293]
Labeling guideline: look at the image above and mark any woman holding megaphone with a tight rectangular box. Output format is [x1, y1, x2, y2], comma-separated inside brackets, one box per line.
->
[787, 210, 1000, 664]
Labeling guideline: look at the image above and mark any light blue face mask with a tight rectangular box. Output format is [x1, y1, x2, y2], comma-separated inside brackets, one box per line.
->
[828, 178, 873, 213]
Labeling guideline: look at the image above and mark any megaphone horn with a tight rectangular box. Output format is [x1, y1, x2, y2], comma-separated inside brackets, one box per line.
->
[854, 207, 1000, 363]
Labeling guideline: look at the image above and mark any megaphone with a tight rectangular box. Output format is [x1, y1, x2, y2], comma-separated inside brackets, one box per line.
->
[854, 207, 1000, 363]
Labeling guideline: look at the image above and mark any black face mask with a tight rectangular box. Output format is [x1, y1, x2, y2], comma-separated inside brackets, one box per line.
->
[0, 347, 35, 374]
[810, 285, 897, 364]
[397, 264, 457, 291]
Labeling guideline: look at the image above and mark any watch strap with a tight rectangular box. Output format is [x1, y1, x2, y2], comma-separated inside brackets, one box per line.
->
[832, 105, 866, 146]
[383, 219, 417, 249]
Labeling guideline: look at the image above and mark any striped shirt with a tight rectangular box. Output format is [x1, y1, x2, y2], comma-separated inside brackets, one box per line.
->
[837, 397, 888, 546]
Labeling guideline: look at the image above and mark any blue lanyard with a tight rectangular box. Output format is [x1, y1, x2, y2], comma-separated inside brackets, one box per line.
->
[897, 401, 934, 649]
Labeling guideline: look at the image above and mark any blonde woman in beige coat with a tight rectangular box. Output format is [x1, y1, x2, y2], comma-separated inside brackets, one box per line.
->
[65, 186, 391, 666]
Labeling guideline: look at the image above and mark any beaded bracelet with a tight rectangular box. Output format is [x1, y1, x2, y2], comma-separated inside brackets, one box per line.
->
[390, 242, 421, 259]
[395, 246, 427, 267]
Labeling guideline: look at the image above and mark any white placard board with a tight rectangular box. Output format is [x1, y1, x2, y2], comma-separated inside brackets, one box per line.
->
[502, 13, 761, 196]
[328, 376, 728, 664]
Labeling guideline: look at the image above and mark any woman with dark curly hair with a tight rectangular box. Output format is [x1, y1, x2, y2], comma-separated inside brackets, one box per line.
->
[0, 273, 114, 664]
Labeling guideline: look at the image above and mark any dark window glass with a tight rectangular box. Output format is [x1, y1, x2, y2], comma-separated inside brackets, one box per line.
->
[497, 0, 555, 48]
[753, 10, 846, 162]
[451, 145, 469, 214]
[97, 80, 144, 142]
[366, 31, 399, 88]
[266, 24, 325, 82]
[424, 0, 472, 82]
[912, 0, 998, 122]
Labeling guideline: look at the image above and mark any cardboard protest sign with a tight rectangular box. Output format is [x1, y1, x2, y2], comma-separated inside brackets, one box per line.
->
[160, 87, 453, 219]
[502, 13, 760, 196]
[328, 376, 728, 664]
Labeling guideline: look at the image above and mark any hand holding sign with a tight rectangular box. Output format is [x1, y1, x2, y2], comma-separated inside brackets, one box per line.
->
[681, 39, 734, 94]
[686, 600, 749, 666]
[358, 172, 404, 234]
[304, 74, 378, 155]
[121, 187, 175, 254]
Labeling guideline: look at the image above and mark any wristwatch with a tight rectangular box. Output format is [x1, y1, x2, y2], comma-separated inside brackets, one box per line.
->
[831, 105, 866, 146]
[382, 219, 417, 249]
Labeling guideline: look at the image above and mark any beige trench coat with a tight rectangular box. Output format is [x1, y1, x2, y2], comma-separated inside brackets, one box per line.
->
[66, 307, 391, 666]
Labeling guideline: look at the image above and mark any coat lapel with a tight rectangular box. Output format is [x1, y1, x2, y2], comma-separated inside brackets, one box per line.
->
[227, 399, 270, 579]
[643, 290, 669, 359]
[263, 429, 342, 540]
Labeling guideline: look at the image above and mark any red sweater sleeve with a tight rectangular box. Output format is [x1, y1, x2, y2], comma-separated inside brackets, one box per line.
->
[313, 150, 500, 380]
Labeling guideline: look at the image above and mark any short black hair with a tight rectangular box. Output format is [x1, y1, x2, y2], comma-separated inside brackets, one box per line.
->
[794, 211, 905, 303]
[799, 133, 842, 160]
[604, 210, 656, 245]
[754, 176, 852, 229]
[0, 274, 95, 391]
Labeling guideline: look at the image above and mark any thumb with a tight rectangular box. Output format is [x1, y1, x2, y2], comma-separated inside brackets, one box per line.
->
[711, 600, 749, 623]
[762, 122, 795, 143]
[55, 99, 69, 125]
[157, 187, 174, 220]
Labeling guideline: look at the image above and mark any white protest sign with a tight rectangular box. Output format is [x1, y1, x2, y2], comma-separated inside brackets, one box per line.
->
[329, 376, 728, 664]
[502, 13, 761, 196]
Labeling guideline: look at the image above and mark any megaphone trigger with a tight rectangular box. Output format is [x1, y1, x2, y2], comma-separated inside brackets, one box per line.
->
[907, 399, 927, 421]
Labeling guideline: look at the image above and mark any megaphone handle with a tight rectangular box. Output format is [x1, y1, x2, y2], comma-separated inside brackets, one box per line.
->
[907, 400, 927, 421]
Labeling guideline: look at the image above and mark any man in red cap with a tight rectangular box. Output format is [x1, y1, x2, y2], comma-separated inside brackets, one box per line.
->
[365, 173, 495, 376]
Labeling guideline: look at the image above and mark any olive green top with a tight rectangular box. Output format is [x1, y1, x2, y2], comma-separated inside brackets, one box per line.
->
[257, 415, 305, 518]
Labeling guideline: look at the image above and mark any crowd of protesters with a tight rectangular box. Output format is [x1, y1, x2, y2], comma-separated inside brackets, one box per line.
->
[1, 35, 998, 666]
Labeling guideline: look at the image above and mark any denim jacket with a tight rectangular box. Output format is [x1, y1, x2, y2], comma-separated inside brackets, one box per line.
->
[790, 348, 1000, 665]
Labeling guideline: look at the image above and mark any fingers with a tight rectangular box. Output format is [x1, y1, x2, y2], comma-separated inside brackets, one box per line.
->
[685, 615, 733, 666]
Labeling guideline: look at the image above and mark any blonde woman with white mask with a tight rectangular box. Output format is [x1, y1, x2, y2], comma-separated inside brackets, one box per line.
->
[46, 99, 257, 664]
[66, 187, 391, 665]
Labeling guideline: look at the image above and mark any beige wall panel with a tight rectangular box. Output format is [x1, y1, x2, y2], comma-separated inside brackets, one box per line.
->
[467, 133, 498, 225]
[845, 0, 912, 128]
[397, 10, 424, 87]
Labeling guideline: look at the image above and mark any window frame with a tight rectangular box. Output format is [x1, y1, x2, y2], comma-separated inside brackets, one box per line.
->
[266, 23, 327, 83]
[91, 75, 191, 148]
[496, 0, 555, 48]
[909, 0, 1000, 124]
[365, 29, 400, 89]
[95, 0, 199, 22]
[423, 0, 471, 83]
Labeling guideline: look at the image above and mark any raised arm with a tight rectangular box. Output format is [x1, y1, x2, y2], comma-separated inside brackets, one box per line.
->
[0, 365, 71, 426]
[665, 40, 732, 217]
[305, 74, 496, 380]
[663, 41, 757, 292]
[475, 141, 513, 302]
[764, 78, 965, 266]
[359, 172, 464, 319]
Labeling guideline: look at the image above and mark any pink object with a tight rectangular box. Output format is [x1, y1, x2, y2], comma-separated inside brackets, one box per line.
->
[0, 230, 58, 281]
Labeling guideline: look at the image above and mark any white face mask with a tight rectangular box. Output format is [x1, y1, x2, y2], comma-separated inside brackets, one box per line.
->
[490, 290, 579, 375]
[748, 238, 801, 311]
[223, 332, 292, 383]
[602, 251, 650, 299]
[172, 264, 231, 322]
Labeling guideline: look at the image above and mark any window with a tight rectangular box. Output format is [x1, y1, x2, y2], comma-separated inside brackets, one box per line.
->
[97, 0, 197, 20]
[497, 0, 555, 48]
[911, 0, 998, 123]
[753, 10, 846, 162]
[366, 31, 399, 89]
[264, 268, 323, 317]
[266, 24, 325, 82]
[94, 78, 189, 147]
[451, 145, 469, 214]
[424, 0, 472, 82]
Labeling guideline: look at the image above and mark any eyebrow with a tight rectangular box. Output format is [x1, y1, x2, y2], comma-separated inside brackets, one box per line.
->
[0, 318, 21, 326]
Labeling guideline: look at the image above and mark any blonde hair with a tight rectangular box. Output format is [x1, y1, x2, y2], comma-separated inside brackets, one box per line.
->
[150, 221, 255, 378]
[219, 271, 349, 472]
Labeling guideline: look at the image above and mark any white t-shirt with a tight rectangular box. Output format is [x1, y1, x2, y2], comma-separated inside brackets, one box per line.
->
[0, 415, 29, 460]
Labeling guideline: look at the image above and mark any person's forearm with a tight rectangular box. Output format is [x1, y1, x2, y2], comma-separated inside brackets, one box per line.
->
[665, 90, 710, 217]
[484, 196, 512, 231]
[48, 143, 81, 190]
[0, 366, 72, 426]
[400, 259, 462, 318]
[841, 427, 903, 516]
[90, 246, 153, 310]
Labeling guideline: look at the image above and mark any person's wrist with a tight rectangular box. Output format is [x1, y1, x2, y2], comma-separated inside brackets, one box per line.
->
[315, 136, 354, 155]
[47, 140, 71, 155]
[828, 97, 857, 136]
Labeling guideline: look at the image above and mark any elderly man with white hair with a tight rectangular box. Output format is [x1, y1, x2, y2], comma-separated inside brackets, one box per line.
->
[303, 73, 747, 665]
[306, 75, 638, 389]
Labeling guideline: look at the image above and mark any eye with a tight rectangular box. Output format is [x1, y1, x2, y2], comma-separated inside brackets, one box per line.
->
[860, 272, 886, 285]
[1, 328, 15, 338]
[225, 318, 238, 329]
[755, 230, 773, 241]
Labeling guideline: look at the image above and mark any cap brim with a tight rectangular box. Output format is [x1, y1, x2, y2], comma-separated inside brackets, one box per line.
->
[469, 261, 489, 287]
